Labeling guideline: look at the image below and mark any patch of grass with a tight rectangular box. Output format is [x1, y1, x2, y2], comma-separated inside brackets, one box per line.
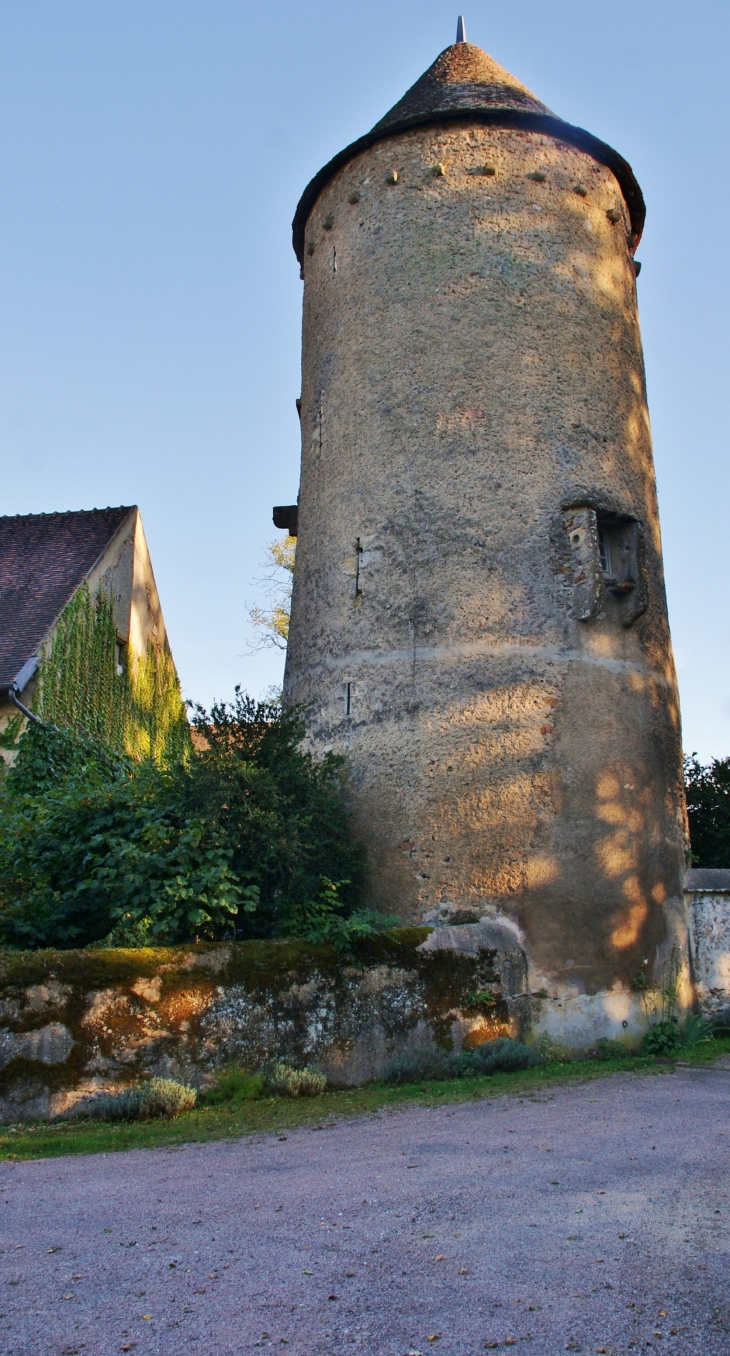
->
[198, 1066, 264, 1106]
[666, 1031, 730, 1065]
[1, 1037, 728, 1163]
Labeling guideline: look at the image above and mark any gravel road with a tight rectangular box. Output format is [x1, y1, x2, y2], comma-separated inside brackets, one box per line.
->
[0, 1065, 728, 1356]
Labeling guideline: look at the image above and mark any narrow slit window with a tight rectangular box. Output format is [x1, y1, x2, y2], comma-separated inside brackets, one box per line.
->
[598, 524, 611, 575]
[345, 682, 352, 716]
[354, 538, 363, 596]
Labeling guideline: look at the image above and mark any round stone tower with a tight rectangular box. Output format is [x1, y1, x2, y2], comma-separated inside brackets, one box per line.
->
[284, 31, 688, 1044]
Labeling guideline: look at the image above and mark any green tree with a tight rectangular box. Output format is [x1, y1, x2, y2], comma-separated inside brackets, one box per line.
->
[187, 689, 365, 939]
[684, 754, 730, 868]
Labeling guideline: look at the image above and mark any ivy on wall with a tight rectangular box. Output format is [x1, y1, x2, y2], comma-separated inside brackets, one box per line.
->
[38, 584, 190, 764]
[0, 715, 23, 752]
[125, 637, 191, 765]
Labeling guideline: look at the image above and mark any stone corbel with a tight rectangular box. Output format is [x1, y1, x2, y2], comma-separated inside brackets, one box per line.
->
[563, 507, 603, 621]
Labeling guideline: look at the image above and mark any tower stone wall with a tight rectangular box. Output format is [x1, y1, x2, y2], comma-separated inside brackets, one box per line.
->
[284, 45, 689, 1045]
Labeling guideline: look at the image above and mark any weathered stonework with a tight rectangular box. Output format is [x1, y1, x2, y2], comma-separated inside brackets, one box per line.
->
[686, 870, 730, 1020]
[284, 40, 689, 1047]
[0, 934, 528, 1122]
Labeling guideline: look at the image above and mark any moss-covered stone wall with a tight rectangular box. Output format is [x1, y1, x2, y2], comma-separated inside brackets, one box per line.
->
[0, 929, 529, 1121]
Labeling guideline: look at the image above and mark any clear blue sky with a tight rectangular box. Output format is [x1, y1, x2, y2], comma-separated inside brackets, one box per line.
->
[0, 1, 727, 759]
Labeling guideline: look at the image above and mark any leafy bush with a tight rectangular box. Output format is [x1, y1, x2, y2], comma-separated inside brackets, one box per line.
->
[186, 690, 367, 941]
[381, 1038, 537, 1085]
[526, 1033, 569, 1065]
[641, 1019, 682, 1056]
[261, 1064, 327, 1098]
[684, 754, 730, 867]
[640, 1013, 713, 1057]
[464, 1037, 538, 1075]
[0, 725, 241, 949]
[0, 693, 371, 949]
[381, 1048, 459, 1084]
[76, 1077, 197, 1122]
[3, 719, 129, 797]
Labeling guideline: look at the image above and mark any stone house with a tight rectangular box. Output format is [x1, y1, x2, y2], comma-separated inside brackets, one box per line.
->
[0, 505, 187, 765]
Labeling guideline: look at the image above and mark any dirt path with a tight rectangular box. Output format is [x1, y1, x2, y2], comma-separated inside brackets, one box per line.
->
[0, 1065, 728, 1355]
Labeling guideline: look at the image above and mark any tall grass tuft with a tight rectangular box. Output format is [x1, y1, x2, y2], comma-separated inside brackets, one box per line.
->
[261, 1064, 327, 1098]
[75, 1077, 197, 1122]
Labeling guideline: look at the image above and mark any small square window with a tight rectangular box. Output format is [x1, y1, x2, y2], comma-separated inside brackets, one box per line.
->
[596, 514, 638, 594]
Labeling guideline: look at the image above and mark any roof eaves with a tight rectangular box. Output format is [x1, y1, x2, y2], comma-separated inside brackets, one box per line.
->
[0, 656, 40, 699]
[292, 109, 645, 265]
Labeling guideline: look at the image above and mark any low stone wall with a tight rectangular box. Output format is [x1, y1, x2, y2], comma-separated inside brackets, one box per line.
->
[686, 870, 730, 1020]
[0, 926, 529, 1122]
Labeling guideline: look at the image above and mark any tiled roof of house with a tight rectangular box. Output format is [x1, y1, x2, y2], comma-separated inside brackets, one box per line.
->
[292, 40, 645, 262]
[0, 506, 133, 690]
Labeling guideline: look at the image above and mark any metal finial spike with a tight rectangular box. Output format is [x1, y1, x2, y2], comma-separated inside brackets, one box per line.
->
[456, 15, 466, 42]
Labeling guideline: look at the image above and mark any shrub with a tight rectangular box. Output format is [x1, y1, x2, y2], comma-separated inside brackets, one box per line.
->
[261, 1064, 327, 1098]
[381, 1048, 459, 1085]
[381, 1038, 537, 1085]
[461, 1037, 538, 1075]
[0, 725, 241, 949]
[528, 1033, 570, 1065]
[0, 693, 373, 948]
[641, 1012, 714, 1057]
[187, 690, 367, 941]
[641, 1019, 681, 1056]
[77, 1077, 197, 1122]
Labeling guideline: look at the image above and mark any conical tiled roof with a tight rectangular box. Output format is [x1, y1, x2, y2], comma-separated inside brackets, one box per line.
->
[372, 41, 551, 131]
[292, 41, 644, 262]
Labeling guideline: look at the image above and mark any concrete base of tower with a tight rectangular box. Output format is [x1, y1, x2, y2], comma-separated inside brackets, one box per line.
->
[530, 987, 660, 1052]
[417, 902, 692, 1053]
